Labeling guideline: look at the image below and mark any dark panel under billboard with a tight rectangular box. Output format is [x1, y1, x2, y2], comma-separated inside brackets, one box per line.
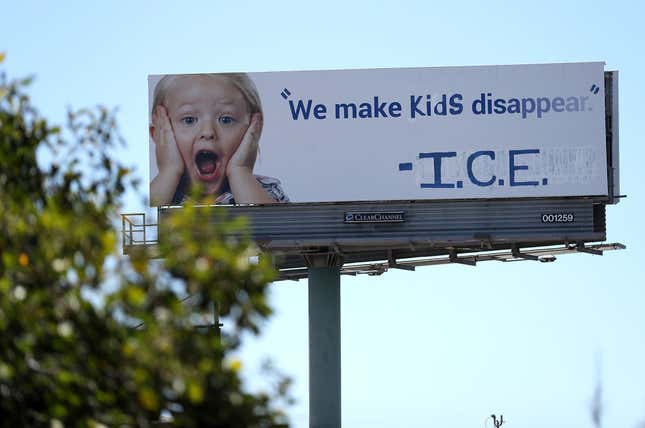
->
[159, 198, 606, 269]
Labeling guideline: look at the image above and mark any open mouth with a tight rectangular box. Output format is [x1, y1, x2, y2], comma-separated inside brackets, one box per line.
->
[194, 149, 220, 178]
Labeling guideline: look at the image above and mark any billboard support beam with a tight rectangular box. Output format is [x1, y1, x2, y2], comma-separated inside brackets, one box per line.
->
[576, 242, 603, 256]
[388, 250, 415, 271]
[449, 249, 477, 266]
[512, 244, 540, 261]
[307, 254, 342, 428]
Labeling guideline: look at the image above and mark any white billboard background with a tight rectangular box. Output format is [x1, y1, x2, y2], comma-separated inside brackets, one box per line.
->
[149, 62, 607, 204]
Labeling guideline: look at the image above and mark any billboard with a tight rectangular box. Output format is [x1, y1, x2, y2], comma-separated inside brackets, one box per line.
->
[148, 62, 608, 207]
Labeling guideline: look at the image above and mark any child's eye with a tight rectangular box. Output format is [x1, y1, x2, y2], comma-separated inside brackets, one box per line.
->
[181, 116, 198, 126]
[218, 115, 236, 125]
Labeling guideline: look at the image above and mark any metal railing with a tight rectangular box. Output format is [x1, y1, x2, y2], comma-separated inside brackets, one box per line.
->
[121, 212, 158, 254]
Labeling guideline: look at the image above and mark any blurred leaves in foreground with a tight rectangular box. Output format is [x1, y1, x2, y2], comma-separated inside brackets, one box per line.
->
[0, 61, 290, 427]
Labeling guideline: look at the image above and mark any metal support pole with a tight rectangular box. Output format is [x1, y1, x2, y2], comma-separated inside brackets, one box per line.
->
[307, 254, 342, 428]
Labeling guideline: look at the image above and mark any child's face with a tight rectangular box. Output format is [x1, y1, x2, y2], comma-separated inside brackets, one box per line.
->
[163, 75, 251, 195]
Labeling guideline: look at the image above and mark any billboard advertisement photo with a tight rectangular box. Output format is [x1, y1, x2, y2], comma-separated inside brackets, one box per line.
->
[149, 62, 609, 207]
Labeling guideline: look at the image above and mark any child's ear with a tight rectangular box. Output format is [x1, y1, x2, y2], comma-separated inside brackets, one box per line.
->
[149, 124, 156, 140]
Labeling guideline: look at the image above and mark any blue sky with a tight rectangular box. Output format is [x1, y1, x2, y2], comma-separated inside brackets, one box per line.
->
[2, 1, 643, 426]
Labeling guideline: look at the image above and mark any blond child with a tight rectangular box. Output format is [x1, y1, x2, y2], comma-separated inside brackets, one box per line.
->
[149, 73, 288, 206]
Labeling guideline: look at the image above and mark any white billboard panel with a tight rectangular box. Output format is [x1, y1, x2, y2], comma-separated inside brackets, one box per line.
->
[148, 62, 607, 206]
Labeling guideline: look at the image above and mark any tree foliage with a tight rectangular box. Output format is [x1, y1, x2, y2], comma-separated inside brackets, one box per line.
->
[0, 58, 289, 427]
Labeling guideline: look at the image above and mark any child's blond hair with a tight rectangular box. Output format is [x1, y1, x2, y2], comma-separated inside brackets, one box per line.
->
[151, 73, 263, 119]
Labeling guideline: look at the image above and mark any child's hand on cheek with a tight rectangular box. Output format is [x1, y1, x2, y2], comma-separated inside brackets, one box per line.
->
[153, 105, 184, 178]
[150, 105, 184, 206]
[227, 113, 261, 175]
[226, 113, 275, 204]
